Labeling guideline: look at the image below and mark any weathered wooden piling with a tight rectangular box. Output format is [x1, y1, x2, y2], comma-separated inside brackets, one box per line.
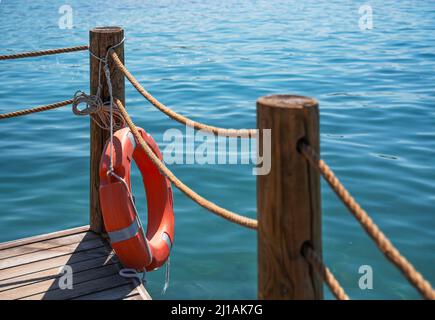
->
[257, 95, 322, 299]
[89, 26, 125, 233]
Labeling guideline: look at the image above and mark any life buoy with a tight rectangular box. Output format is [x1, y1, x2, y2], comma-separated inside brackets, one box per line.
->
[99, 127, 174, 272]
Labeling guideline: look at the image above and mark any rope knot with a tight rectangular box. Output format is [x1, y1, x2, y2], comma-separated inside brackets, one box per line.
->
[72, 90, 125, 130]
[72, 90, 103, 116]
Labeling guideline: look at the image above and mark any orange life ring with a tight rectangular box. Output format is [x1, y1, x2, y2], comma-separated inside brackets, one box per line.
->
[99, 127, 174, 272]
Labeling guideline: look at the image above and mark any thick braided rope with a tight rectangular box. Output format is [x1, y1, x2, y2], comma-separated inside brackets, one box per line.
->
[115, 99, 257, 229]
[0, 45, 88, 60]
[300, 142, 435, 300]
[302, 244, 349, 300]
[0, 99, 73, 119]
[110, 51, 256, 138]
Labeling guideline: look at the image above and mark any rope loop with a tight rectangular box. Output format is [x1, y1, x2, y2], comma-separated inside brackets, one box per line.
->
[71, 91, 125, 131]
[72, 90, 103, 116]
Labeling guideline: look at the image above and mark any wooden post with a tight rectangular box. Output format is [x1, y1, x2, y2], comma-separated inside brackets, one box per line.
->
[89, 27, 125, 233]
[257, 95, 322, 299]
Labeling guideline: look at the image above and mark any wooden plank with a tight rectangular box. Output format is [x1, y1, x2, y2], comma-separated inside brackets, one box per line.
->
[1, 264, 121, 300]
[0, 246, 112, 281]
[0, 226, 90, 250]
[0, 232, 99, 260]
[21, 274, 130, 300]
[0, 238, 105, 270]
[130, 279, 152, 300]
[0, 223, 151, 300]
[123, 294, 143, 300]
[73, 284, 138, 300]
[0, 254, 118, 292]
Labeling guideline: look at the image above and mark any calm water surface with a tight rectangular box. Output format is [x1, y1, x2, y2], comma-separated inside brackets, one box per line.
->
[0, 0, 434, 299]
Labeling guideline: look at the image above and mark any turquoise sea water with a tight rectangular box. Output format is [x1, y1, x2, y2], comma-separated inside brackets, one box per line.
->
[1, 0, 434, 299]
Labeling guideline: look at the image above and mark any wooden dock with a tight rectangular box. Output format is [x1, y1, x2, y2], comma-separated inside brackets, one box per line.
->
[0, 226, 151, 300]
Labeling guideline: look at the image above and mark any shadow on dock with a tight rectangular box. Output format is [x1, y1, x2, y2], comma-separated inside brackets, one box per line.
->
[0, 226, 150, 300]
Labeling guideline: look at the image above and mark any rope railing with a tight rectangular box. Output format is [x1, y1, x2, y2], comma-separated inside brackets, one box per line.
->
[302, 243, 349, 300]
[0, 46, 256, 137]
[0, 95, 124, 130]
[114, 99, 258, 230]
[0, 95, 348, 299]
[115, 95, 348, 299]
[110, 51, 257, 138]
[1, 44, 433, 300]
[300, 142, 435, 300]
[0, 95, 349, 300]
[1, 98, 256, 229]
[2, 93, 431, 300]
[0, 99, 73, 119]
[0, 45, 88, 61]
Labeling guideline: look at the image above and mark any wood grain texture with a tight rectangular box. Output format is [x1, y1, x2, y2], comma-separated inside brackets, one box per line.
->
[0, 246, 111, 281]
[0, 264, 121, 300]
[0, 255, 118, 292]
[0, 238, 105, 270]
[0, 225, 90, 250]
[257, 94, 322, 300]
[0, 226, 150, 300]
[89, 27, 125, 233]
[73, 284, 138, 300]
[0, 232, 98, 260]
[20, 274, 130, 300]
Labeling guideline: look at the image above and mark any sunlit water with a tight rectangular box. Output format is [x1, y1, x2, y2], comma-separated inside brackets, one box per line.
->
[0, 0, 434, 299]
